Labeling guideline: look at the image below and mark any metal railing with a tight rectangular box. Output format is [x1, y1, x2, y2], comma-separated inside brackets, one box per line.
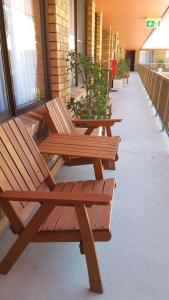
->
[138, 64, 169, 135]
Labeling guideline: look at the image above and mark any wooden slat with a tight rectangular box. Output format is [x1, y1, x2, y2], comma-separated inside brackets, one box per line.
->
[41, 132, 120, 143]
[66, 181, 84, 230]
[40, 134, 119, 149]
[47, 101, 64, 133]
[0, 139, 28, 191]
[39, 141, 118, 153]
[39, 145, 117, 160]
[95, 179, 115, 229]
[9, 120, 45, 184]
[96, 205, 112, 230]
[103, 179, 116, 198]
[41, 183, 65, 231]
[82, 181, 100, 229]
[0, 126, 36, 191]
[0, 153, 20, 191]
[38, 134, 119, 160]
[91, 181, 105, 229]
[2, 122, 40, 188]
[15, 118, 49, 178]
[52, 100, 72, 133]
[0, 168, 24, 221]
[67, 180, 111, 231]
[53, 98, 76, 134]
[0, 168, 12, 191]
[54, 182, 75, 230]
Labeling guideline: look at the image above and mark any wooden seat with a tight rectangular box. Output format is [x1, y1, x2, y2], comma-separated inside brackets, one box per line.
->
[32, 97, 122, 136]
[27, 98, 122, 169]
[40, 181, 111, 235]
[0, 117, 116, 293]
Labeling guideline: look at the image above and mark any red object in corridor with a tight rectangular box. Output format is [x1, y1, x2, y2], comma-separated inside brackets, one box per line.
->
[112, 60, 118, 77]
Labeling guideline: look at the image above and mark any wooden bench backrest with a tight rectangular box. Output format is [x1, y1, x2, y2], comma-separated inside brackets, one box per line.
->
[0, 118, 53, 233]
[46, 98, 77, 134]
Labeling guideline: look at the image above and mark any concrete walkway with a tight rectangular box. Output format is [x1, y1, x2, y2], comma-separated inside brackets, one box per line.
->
[0, 72, 169, 300]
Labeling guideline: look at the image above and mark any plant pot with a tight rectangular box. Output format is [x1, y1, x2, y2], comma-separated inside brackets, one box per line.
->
[113, 79, 123, 89]
[158, 67, 163, 73]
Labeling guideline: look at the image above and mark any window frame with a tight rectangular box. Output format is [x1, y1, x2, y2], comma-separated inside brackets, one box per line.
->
[73, 0, 87, 87]
[0, 0, 50, 122]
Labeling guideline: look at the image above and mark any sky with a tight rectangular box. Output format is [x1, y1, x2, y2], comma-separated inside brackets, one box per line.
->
[143, 14, 169, 49]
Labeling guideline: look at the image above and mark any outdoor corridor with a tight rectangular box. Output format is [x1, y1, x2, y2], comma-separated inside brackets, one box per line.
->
[0, 72, 169, 300]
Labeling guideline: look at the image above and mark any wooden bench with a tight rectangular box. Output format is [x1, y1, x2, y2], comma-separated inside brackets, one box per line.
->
[27, 98, 122, 169]
[0, 117, 116, 293]
[38, 133, 120, 180]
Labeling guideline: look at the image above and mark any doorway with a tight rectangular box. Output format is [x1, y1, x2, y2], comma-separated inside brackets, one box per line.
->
[125, 50, 136, 71]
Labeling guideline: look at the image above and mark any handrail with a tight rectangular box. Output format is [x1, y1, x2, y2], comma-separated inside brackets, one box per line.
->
[138, 64, 169, 135]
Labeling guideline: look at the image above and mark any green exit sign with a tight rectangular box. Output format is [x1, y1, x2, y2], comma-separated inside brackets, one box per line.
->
[146, 19, 161, 28]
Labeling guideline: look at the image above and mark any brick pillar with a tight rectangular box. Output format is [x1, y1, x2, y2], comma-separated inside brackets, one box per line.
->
[47, 0, 70, 100]
[110, 32, 116, 60]
[87, 0, 95, 58]
[119, 44, 125, 60]
[102, 27, 112, 86]
[95, 12, 103, 61]
[113, 33, 119, 60]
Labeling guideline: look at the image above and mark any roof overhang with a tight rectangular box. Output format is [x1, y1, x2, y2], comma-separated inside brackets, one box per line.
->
[96, 0, 169, 50]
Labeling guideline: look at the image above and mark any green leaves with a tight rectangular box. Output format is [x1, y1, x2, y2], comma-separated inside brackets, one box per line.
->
[66, 52, 110, 119]
[117, 59, 130, 79]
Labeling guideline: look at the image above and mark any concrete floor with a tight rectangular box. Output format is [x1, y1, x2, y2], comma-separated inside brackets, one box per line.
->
[0, 72, 169, 300]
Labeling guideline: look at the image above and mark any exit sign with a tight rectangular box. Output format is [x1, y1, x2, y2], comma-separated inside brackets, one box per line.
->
[146, 19, 161, 28]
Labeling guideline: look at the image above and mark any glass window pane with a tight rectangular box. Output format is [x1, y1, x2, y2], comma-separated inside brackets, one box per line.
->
[77, 0, 86, 55]
[0, 44, 8, 114]
[3, 0, 46, 108]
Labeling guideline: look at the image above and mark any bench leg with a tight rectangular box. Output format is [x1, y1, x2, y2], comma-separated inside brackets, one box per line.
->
[79, 241, 85, 254]
[93, 158, 104, 180]
[75, 205, 103, 293]
[0, 204, 54, 274]
[103, 159, 115, 170]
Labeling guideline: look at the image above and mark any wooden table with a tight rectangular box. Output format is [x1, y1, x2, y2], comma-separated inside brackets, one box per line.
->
[38, 133, 120, 180]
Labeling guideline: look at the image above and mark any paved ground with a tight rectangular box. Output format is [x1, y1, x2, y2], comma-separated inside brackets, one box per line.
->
[0, 72, 169, 300]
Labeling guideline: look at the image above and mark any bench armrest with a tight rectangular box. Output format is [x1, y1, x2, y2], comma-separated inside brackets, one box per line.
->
[0, 189, 114, 206]
[72, 119, 122, 128]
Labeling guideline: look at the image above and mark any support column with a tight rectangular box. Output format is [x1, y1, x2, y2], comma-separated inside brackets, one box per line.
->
[47, 0, 70, 100]
[95, 12, 103, 61]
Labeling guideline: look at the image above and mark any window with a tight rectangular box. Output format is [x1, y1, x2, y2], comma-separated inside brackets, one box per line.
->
[77, 0, 86, 56]
[69, 0, 86, 87]
[165, 50, 169, 59]
[69, 0, 75, 52]
[0, 0, 49, 121]
[0, 44, 8, 114]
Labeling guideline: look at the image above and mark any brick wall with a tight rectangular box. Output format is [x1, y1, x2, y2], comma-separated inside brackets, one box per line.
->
[95, 12, 102, 61]
[102, 27, 112, 85]
[153, 50, 167, 63]
[47, 0, 70, 100]
[87, 0, 95, 58]
[102, 27, 112, 69]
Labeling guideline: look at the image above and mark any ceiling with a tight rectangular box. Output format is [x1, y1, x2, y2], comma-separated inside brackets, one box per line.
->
[96, 0, 169, 50]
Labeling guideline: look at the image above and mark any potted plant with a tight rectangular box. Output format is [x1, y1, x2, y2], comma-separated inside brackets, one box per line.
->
[158, 59, 164, 73]
[66, 52, 110, 119]
[113, 59, 130, 88]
